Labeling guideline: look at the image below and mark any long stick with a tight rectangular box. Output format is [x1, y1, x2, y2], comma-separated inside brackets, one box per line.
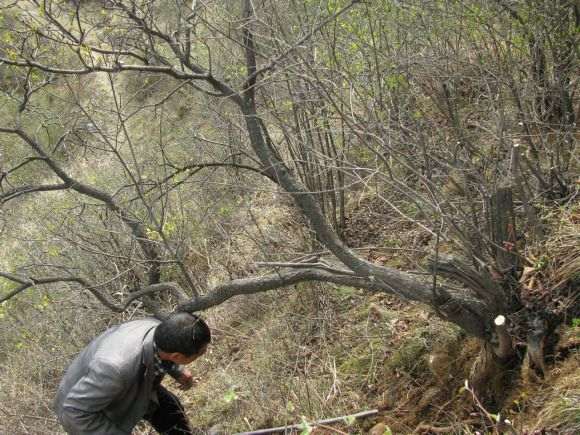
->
[234, 409, 379, 435]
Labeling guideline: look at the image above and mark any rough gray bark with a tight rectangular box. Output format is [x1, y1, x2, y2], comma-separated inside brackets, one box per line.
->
[527, 315, 548, 377]
[489, 187, 518, 277]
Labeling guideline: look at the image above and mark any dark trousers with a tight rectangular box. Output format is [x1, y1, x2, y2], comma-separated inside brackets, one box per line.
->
[144, 386, 192, 435]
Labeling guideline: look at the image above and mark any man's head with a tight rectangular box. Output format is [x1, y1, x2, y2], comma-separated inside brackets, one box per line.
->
[154, 312, 211, 364]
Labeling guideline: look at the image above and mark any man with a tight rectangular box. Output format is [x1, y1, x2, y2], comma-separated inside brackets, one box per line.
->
[54, 312, 211, 434]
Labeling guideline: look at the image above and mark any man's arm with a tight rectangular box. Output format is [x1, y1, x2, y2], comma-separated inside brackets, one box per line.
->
[164, 361, 182, 379]
[163, 363, 195, 390]
[61, 359, 129, 435]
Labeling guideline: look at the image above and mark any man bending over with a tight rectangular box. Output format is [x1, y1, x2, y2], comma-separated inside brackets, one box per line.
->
[54, 312, 211, 434]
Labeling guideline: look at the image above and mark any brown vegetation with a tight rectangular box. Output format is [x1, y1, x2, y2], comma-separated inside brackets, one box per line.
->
[0, 0, 578, 433]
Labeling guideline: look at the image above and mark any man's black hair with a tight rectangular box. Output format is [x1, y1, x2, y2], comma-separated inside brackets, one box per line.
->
[154, 312, 211, 356]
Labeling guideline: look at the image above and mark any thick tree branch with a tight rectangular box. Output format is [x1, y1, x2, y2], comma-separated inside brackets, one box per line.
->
[427, 255, 504, 312]
[123, 282, 189, 306]
[177, 268, 386, 313]
[1, 182, 70, 204]
[0, 128, 113, 202]
[177, 267, 489, 338]
[0, 271, 33, 285]
[240, 12, 372, 277]
[255, 261, 356, 276]
[0, 56, 208, 80]
[229, 2, 494, 338]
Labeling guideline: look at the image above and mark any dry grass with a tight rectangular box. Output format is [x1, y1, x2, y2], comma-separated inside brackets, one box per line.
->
[0, 285, 130, 435]
[170, 197, 580, 434]
[2, 192, 578, 435]
[521, 202, 580, 319]
[507, 328, 580, 434]
[171, 286, 469, 433]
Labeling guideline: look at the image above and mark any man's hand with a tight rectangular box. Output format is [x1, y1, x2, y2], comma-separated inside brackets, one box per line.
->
[176, 369, 199, 390]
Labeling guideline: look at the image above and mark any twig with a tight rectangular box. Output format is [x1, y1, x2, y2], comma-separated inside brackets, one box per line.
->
[244, 0, 362, 86]
[463, 381, 517, 434]
[255, 261, 356, 276]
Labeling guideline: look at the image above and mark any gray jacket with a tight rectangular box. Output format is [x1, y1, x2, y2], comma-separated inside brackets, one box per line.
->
[54, 318, 175, 434]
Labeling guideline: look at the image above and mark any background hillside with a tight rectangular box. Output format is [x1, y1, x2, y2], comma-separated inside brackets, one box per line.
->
[0, 0, 578, 433]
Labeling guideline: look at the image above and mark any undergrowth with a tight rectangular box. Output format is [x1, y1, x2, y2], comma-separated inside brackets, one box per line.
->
[1, 190, 578, 435]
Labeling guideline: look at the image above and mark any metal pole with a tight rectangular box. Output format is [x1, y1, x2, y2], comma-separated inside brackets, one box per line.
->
[234, 409, 379, 435]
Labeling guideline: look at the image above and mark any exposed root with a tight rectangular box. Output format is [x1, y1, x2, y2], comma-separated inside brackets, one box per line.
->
[527, 316, 548, 378]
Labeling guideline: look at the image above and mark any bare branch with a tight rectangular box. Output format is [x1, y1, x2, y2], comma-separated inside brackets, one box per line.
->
[123, 282, 189, 307]
[0, 271, 187, 315]
[0, 271, 33, 285]
[110, 0, 242, 103]
[255, 261, 356, 276]
[0, 274, 91, 305]
[177, 268, 385, 313]
[176, 267, 489, 338]
[0, 56, 209, 81]
[167, 159, 278, 183]
[0, 127, 162, 285]
[1, 183, 70, 204]
[4, 156, 46, 175]
[243, 0, 362, 88]
[0, 272, 111, 309]
[427, 255, 503, 311]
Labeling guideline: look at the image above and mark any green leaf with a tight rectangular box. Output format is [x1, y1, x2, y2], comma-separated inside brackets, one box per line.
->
[299, 416, 312, 435]
[162, 220, 177, 236]
[48, 245, 61, 257]
[223, 388, 238, 403]
[344, 415, 356, 425]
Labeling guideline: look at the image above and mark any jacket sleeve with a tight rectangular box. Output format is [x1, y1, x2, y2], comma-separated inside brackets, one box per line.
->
[165, 362, 184, 380]
[61, 358, 130, 435]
